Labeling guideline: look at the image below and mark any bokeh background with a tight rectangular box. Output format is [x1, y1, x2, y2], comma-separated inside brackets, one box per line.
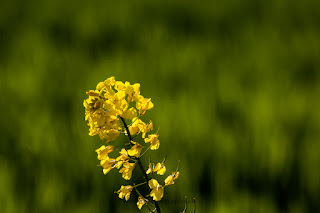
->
[1, 0, 320, 212]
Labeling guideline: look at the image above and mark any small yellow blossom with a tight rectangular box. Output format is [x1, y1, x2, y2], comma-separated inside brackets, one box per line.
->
[116, 148, 130, 161]
[141, 120, 153, 138]
[114, 92, 129, 114]
[116, 185, 133, 201]
[119, 162, 135, 180]
[99, 129, 120, 142]
[115, 148, 130, 169]
[86, 90, 100, 97]
[164, 171, 180, 186]
[105, 76, 116, 86]
[144, 134, 160, 150]
[128, 117, 145, 135]
[121, 107, 137, 120]
[146, 162, 166, 175]
[127, 83, 140, 102]
[136, 196, 148, 209]
[100, 157, 117, 175]
[95, 145, 114, 160]
[146, 163, 155, 174]
[127, 142, 143, 158]
[97, 76, 116, 92]
[96, 82, 106, 90]
[114, 81, 130, 91]
[136, 98, 154, 116]
[149, 179, 164, 201]
[154, 163, 166, 175]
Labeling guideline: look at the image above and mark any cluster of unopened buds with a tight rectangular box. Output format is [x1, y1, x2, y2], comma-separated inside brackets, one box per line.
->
[84, 77, 179, 212]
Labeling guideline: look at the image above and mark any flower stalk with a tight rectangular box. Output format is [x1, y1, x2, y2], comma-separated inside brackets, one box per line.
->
[120, 117, 161, 213]
[84, 77, 179, 212]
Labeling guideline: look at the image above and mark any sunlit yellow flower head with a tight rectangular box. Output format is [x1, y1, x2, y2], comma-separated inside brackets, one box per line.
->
[84, 76, 153, 142]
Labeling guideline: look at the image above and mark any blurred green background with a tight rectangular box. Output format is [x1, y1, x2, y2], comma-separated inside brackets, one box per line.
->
[1, 0, 320, 212]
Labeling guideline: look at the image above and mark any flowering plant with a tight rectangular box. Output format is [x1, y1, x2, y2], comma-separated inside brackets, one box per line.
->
[83, 77, 180, 212]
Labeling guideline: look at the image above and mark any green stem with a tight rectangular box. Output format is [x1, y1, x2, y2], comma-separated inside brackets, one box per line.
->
[133, 181, 147, 188]
[120, 117, 161, 213]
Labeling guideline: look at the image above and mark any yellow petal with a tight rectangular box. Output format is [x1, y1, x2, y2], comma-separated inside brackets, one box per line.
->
[96, 82, 106, 90]
[121, 107, 137, 120]
[148, 179, 159, 189]
[137, 196, 146, 209]
[154, 163, 166, 175]
[125, 192, 131, 201]
[127, 143, 143, 158]
[174, 171, 180, 180]
[150, 187, 164, 201]
[105, 77, 116, 86]
[103, 167, 112, 175]
[164, 175, 174, 186]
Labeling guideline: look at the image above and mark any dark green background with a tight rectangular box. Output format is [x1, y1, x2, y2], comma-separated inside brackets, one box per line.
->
[1, 0, 320, 212]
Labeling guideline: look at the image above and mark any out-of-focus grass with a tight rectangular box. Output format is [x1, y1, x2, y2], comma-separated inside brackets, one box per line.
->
[1, 0, 320, 212]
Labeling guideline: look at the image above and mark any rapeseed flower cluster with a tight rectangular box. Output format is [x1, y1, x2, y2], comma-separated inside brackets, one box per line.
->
[84, 77, 179, 212]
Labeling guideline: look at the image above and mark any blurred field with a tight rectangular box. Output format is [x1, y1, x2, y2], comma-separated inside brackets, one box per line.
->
[1, 0, 320, 212]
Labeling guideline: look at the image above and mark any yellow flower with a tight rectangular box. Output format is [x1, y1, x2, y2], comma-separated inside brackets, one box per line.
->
[144, 134, 160, 150]
[100, 157, 117, 175]
[96, 77, 116, 95]
[128, 117, 145, 135]
[115, 81, 141, 103]
[86, 89, 100, 97]
[154, 163, 166, 175]
[116, 148, 129, 160]
[136, 98, 154, 116]
[99, 129, 120, 142]
[119, 162, 135, 180]
[114, 81, 130, 91]
[116, 185, 133, 201]
[127, 83, 140, 102]
[146, 162, 166, 175]
[141, 120, 153, 138]
[121, 107, 137, 120]
[127, 142, 143, 158]
[103, 85, 116, 100]
[136, 196, 147, 209]
[164, 171, 180, 186]
[114, 92, 129, 114]
[83, 92, 104, 116]
[95, 145, 114, 160]
[115, 148, 130, 169]
[104, 76, 116, 87]
[148, 179, 164, 201]
[146, 163, 155, 174]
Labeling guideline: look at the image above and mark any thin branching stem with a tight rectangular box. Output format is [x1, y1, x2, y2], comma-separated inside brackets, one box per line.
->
[140, 146, 150, 158]
[120, 117, 161, 213]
